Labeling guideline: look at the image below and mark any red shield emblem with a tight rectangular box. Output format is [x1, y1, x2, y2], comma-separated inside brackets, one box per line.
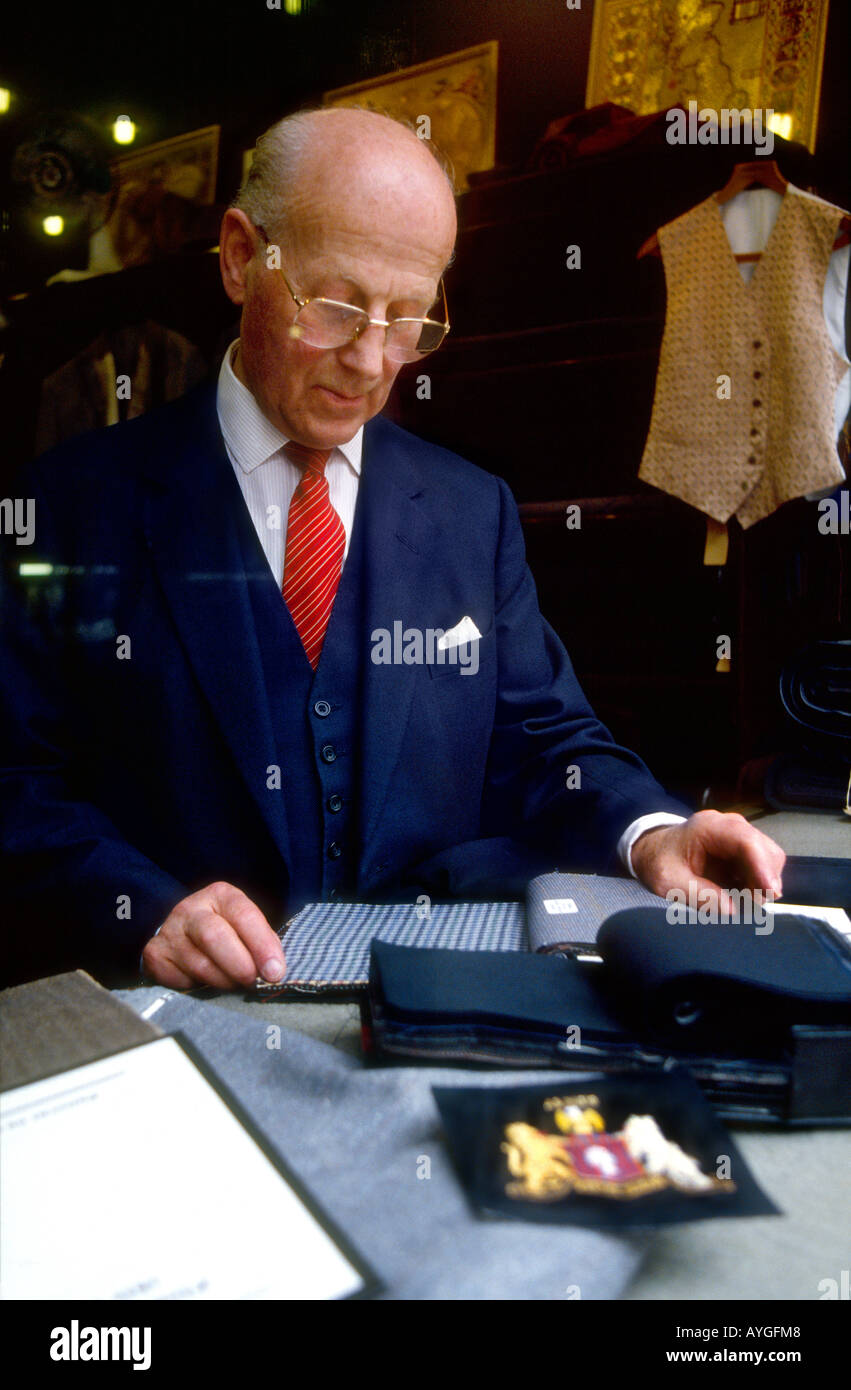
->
[563, 1134, 645, 1182]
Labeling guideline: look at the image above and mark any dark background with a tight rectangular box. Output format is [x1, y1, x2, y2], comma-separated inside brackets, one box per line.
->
[2, 0, 847, 203]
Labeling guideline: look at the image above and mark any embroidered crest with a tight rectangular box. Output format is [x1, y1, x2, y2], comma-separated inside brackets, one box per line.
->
[500, 1095, 736, 1202]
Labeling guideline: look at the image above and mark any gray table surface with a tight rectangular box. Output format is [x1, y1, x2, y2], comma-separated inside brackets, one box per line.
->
[205, 991, 850, 1301]
[155, 811, 851, 1301]
[744, 808, 849, 858]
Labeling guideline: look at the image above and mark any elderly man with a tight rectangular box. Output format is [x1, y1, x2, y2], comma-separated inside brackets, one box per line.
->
[0, 108, 784, 989]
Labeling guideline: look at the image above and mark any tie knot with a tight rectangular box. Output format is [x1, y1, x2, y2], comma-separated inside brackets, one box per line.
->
[285, 440, 332, 476]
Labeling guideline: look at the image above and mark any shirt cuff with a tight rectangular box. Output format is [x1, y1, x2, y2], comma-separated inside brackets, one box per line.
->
[618, 813, 688, 878]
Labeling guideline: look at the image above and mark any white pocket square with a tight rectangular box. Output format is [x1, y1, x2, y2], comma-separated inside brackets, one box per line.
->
[437, 616, 482, 650]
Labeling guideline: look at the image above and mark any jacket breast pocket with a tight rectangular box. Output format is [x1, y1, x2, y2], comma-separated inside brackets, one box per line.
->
[427, 623, 494, 680]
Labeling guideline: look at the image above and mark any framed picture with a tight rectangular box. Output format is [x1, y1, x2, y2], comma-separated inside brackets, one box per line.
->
[324, 41, 498, 191]
[106, 125, 220, 267]
[586, 0, 830, 154]
[111, 124, 220, 205]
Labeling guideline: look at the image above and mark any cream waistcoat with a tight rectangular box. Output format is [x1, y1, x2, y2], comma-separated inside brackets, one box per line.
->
[639, 188, 849, 528]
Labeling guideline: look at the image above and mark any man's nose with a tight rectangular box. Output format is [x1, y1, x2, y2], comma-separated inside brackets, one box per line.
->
[335, 321, 387, 378]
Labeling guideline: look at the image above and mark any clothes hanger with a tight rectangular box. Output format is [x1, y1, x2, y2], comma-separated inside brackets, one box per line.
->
[637, 160, 850, 260]
[711, 160, 789, 262]
[714, 158, 788, 204]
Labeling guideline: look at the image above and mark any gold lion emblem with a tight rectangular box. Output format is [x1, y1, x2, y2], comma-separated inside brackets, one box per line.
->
[500, 1109, 736, 1202]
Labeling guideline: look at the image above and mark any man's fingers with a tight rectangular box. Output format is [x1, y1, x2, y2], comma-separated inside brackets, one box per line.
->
[141, 950, 196, 990]
[695, 813, 785, 893]
[736, 834, 785, 896]
[687, 876, 735, 918]
[206, 882, 285, 982]
[631, 815, 787, 914]
[185, 906, 267, 988]
[144, 934, 245, 991]
[146, 882, 285, 990]
[168, 936, 248, 991]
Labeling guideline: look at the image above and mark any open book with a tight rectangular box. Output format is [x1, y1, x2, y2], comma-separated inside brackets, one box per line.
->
[252, 873, 666, 996]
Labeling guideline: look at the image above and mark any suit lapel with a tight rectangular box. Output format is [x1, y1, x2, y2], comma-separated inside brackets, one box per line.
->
[356, 418, 441, 861]
[140, 388, 291, 867]
[138, 395, 445, 883]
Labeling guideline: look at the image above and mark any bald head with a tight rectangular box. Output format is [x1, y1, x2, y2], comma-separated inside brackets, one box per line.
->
[220, 107, 457, 448]
[234, 107, 457, 270]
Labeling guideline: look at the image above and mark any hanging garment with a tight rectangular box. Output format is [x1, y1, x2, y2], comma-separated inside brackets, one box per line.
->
[639, 186, 850, 528]
[35, 320, 207, 455]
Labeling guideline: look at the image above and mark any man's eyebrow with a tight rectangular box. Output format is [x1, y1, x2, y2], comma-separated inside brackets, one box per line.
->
[305, 273, 369, 305]
[309, 274, 437, 310]
[323, 272, 361, 292]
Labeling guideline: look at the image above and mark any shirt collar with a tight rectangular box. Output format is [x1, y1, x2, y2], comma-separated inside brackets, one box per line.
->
[216, 339, 362, 475]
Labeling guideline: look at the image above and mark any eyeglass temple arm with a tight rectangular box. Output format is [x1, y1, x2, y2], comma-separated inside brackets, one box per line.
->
[255, 224, 306, 308]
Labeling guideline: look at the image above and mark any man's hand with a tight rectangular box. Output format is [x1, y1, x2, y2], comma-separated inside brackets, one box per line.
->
[142, 881, 286, 990]
[630, 810, 786, 913]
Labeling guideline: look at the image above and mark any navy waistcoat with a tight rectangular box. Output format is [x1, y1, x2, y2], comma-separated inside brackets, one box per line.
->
[234, 485, 366, 913]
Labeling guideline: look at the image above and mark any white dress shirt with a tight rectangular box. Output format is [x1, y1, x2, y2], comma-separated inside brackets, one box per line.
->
[215, 340, 684, 875]
[216, 340, 361, 586]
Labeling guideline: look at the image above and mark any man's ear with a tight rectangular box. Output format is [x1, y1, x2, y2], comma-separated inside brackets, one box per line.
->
[219, 208, 258, 305]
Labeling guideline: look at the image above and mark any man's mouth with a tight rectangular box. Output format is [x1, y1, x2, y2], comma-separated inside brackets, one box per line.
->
[316, 385, 366, 404]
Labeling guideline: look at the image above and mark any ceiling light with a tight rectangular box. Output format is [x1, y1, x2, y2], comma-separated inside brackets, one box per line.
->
[113, 115, 136, 145]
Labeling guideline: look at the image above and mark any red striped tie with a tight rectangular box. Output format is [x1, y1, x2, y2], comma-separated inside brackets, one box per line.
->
[282, 441, 346, 670]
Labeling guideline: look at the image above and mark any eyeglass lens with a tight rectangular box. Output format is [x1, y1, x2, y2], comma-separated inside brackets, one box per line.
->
[290, 300, 444, 361]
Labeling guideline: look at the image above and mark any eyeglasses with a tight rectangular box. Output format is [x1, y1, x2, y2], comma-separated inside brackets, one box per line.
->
[256, 226, 450, 364]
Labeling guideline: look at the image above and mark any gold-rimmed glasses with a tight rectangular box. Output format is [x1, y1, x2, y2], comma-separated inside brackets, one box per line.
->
[256, 226, 450, 364]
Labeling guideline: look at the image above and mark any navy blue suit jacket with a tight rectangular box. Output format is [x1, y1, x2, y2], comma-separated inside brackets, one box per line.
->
[0, 385, 688, 976]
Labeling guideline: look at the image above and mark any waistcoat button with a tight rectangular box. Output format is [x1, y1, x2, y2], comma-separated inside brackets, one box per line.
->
[328, 842, 342, 859]
[321, 744, 337, 763]
[313, 700, 332, 718]
[327, 794, 343, 813]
